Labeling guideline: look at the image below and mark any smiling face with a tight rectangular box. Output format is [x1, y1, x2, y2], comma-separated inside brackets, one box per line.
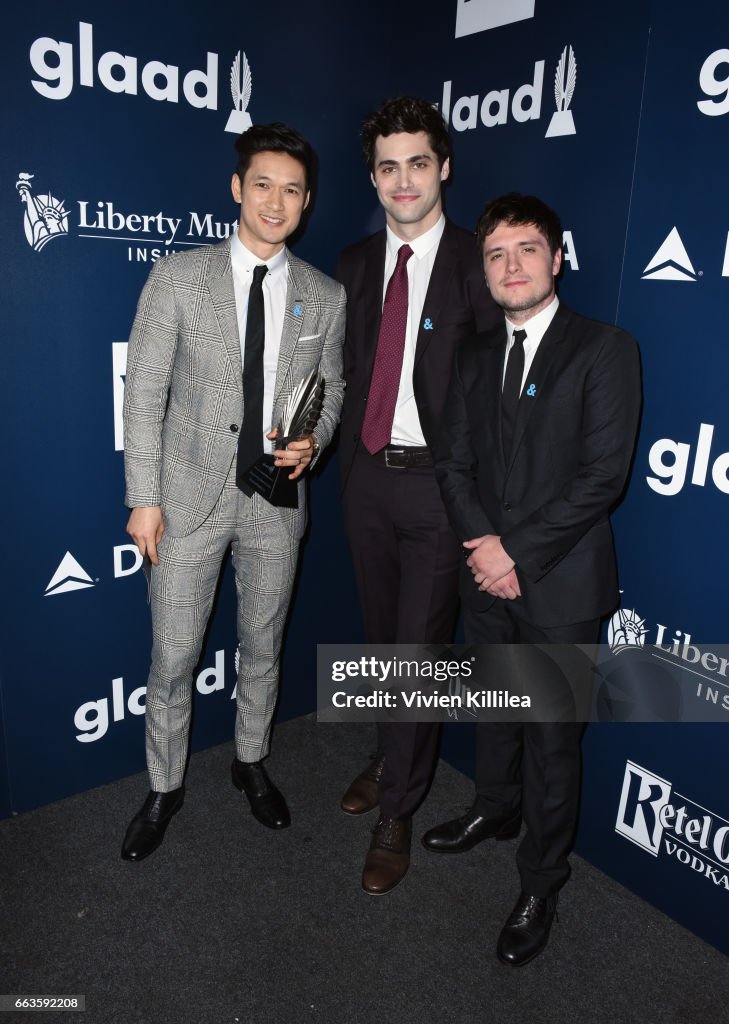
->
[371, 130, 449, 240]
[231, 150, 309, 260]
[482, 221, 562, 323]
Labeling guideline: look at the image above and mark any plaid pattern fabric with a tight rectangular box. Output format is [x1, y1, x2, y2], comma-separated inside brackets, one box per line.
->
[124, 239, 345, 787]
[124, 239, 346, 539]
[145, 472, 299, 790]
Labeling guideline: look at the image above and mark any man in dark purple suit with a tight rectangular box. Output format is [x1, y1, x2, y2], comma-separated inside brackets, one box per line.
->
[335, 96, 499, 895]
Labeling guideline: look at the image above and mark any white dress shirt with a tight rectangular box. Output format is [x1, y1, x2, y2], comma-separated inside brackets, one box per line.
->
[383, 214, 446, 447]
[503, 295, 560, 394]
[230, 233, 288, 450]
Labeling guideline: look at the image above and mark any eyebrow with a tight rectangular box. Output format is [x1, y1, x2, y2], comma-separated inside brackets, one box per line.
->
[376, 153, 434, 168]
[253, 174, 304, 189]
[484, 237, 545, 254]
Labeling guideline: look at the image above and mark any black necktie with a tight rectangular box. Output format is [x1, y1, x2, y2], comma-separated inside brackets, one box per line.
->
[236, 263, 268, 493]
[501, 328, 526, 459]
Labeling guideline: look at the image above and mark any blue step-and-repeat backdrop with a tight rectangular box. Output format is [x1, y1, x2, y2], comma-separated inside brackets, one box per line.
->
[2, 0, 727, 955]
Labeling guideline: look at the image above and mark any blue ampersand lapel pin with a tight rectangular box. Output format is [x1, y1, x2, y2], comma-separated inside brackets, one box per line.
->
[423, 318, 434, 330]
[293, 302, 303, 317]
[526, 383, 537, 397]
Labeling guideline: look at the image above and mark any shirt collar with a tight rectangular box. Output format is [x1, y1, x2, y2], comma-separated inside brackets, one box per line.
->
[385, 213, 446, 263]
[505, 295, 559, 347]
[230, 232, 288, 282]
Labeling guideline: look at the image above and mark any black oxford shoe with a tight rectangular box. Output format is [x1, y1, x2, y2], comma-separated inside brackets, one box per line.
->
[121, 788, 184, 862]
[231, 759, 291, 829]
[421, 807, 521, 853]
[496, 891, 558, 966]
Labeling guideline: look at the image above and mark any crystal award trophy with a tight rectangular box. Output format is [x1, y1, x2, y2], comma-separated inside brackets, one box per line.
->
[243, 369, 325, 508]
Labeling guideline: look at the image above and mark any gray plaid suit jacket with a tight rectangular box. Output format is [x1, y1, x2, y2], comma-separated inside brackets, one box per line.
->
[123, 238, 346, 539]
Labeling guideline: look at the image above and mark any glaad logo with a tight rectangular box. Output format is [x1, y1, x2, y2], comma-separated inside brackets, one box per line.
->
[647, 423, 729, 496]
[454, 0, 535, 39]
[74, 649, 233, 742]
[29, 22, 254, 134]
[16, 173, 68, 251]
[545, 45, 577, 138]
[642, 227, 697, 281]
[616, 760, 729, 890]
[45, 552, 95, 596]
[607, 608, 648, 655]
[441, 44, 578, 137]
[225, 51, 253, 134]
[697, 48, 729, 117]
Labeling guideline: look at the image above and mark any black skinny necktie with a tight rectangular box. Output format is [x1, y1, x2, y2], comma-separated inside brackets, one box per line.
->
[501, 328, 526, 459]
[236, 264, 268, 493]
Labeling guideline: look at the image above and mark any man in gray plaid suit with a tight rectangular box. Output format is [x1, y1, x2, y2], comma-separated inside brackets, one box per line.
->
[121, 123, 345, 862]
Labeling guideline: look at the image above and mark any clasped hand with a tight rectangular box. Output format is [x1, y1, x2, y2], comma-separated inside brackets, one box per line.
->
[464, 534, 521, 600]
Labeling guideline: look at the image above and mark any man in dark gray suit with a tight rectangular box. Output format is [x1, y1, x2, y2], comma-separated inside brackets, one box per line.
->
[121, 123, 345, 861]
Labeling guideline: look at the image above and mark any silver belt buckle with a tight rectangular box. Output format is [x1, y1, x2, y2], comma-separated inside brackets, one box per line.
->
[384, 447, 406, 468]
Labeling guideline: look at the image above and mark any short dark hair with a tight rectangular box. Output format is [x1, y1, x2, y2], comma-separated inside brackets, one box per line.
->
[476, 193, 563, 256]
[234, 123, 314, 190]
[361, 95, 452, 172]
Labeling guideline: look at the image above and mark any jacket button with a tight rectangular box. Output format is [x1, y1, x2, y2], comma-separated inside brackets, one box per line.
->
[503, 502, 512, 511]
[230, 424, 239, 432]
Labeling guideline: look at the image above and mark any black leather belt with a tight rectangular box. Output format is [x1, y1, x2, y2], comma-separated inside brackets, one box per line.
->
[376, 445, 433, 469]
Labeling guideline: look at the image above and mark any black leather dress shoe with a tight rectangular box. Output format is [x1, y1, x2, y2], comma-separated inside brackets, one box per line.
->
[121, 788, 184, 862]
[496, 891, 558, 966]
[421, 807, 521, 853]
[231, 759, 291, 829]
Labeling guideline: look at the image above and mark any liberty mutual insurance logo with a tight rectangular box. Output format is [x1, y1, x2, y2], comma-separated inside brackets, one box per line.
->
[16, 174, 69, 251]
[608, 608, 648, 655]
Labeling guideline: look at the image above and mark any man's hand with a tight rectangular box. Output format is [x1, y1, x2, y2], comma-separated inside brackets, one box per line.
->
[483, 567, 521, 600]
[463, 534, 515, 589]
[127, 506, 165, 566]
[268, 429, 317, 481]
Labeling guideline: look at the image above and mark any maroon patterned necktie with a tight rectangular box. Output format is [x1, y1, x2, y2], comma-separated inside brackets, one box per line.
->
[361, 243, 414, 454]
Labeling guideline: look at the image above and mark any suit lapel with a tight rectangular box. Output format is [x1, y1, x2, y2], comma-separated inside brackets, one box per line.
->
[272, 250, 307, 414]
[504, 303, 570, 477]
[361, 232, 387, 383]
[206, 239, 242, 388]
[414, 221, 459, 370]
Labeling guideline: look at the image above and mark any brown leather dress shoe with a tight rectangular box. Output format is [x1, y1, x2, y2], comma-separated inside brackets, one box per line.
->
[362, 815, 412, 895]
[340, 753, 385, 815]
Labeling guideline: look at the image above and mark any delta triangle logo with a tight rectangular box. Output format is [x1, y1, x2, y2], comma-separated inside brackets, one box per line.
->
[45, 551, 95, 597]
[642, 227, 697, 281]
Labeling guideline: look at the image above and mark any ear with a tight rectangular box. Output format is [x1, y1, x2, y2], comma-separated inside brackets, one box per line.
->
[231, 173, 242, 203]
[303, 190, 311, 211]
[552, 248, 562, 276]
[370, 172, 377, 189]
[440, 157, 450, 183]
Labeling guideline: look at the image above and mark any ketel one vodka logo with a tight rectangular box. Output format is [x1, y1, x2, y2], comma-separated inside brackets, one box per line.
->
[16, 173, 68, 251]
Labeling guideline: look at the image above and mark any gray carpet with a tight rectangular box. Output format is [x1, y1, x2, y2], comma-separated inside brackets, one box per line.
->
[1, 715, 726, 1024]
